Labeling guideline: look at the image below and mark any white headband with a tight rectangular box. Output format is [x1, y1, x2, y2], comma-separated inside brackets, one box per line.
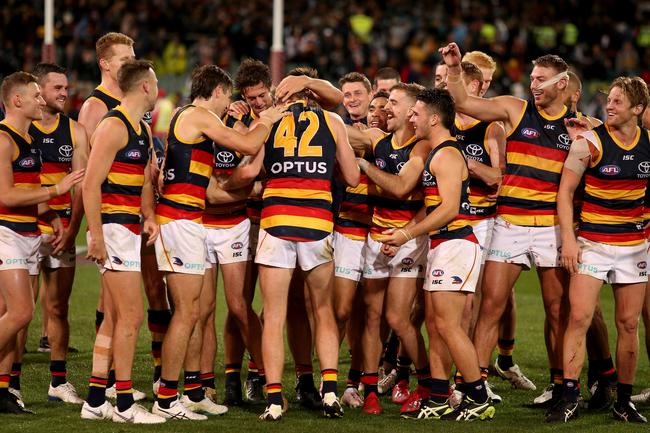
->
[535, 71, 569, 90]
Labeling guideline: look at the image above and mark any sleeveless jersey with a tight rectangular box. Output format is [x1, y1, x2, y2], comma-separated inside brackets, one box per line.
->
[579, 124, 650, 246]
[261, 100, 337, 241]
[0, 122, 42, 236]
[201, 112, 247, 229]
[499, 101, 574, 226]
[453, 118, 497, 222]
[156, 105, 214, 224]
[334, 150, 374, 241]
[422, 139, 477, 248]
[100, 107, 150, 234]
[88, 86, 120, 111]
[370, 133, 423, 239]
[30, 114, 75, 234]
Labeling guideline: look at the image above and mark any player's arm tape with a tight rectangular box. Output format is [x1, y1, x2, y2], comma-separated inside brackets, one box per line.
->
[563, 137, 591, 176]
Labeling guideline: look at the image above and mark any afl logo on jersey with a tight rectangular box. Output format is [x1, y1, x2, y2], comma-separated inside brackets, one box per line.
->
[600, 165, 621, 175]
[126, 149, 142, 160]
[465, 144, 484, 157]
[521, 128, 540, 139]
[375, 158, 386, 169]
[396, 162, 405, 173]
[18, 157, 36, 168]
[59, 145, 73, 158]
[216, 151, 235, 164]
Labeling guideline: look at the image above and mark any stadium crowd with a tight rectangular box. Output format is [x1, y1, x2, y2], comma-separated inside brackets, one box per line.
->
[1, 0, 650, 428]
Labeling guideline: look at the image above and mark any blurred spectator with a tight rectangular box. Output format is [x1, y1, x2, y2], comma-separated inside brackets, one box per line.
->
[1, 0, 649, 120]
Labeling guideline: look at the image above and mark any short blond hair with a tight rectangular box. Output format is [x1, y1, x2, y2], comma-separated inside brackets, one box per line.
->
[96, 32, 134, 62]
[610, 76, 649, 113]
[462, 51, 497, 73]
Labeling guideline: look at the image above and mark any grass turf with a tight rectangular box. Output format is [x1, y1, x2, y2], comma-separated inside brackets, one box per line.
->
[3, 263, 650, 432]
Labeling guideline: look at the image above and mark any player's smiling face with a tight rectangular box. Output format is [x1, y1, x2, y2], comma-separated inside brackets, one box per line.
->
[367, 96, 388, 130]
[40, 72, 68, 114]
[530, 66, 564, 109]
[342, 82, 370, 120]
[386, 89, 413, 132]
[409, 101, 430, 139]
[606, 86, 637, 128]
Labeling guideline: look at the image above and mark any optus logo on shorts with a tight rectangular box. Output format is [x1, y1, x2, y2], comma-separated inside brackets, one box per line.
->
[432, 269, 444, 277]
[401, 257, 414, 266]
[0, 258, 26, 265]
[231, 242, 244, 250]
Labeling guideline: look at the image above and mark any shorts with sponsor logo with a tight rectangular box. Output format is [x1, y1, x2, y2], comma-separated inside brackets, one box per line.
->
[334, 231, 365, 282]
[424, 239, 481, 292]
[88, 224, 141, 274]
[577, 237, 648, 284]
[156, 219, 207, 275]
[255, 228, 333, 271]
[38, 233, 76, 269]
[486, 217, 560, 269]
[471, 218, 494, 265]
[363, 234, 426, 279]
[0, 226, 40, 275]
[205, 218, 251, 266]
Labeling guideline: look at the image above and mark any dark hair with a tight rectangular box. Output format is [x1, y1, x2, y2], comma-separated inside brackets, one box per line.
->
[532, 54, 569, 74]
[375, 67, 401, 84]
[390, 82, 425, 101]
[235, 58, 271, 93]
[117, 59, 154, 94]
[339, 72, 371, 93]
[372, 90, 390, 101]
[288, 66, 318, 79]
[190, 64, 233, 101]
[32, 63, 67, 82]
[416, 88, 455, 130]
[460, 61, 484, 86]
[1, 71, 38, 106]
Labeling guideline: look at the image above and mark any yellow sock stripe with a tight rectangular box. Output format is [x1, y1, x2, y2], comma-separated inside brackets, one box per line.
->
[322, 373, 337, 382]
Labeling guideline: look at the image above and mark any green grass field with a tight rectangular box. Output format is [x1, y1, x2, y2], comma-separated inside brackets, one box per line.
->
[4, 262, 650, 432]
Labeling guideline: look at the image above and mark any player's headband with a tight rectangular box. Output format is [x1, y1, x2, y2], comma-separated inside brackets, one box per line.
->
[534, 71, 569, 90]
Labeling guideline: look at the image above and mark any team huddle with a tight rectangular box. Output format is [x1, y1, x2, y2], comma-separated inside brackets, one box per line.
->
[0, 31, 649, 425]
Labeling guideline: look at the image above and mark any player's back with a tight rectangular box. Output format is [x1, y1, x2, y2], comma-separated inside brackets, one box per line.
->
[261, 100, 337, 242]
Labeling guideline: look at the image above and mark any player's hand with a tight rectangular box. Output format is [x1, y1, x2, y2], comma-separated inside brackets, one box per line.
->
[260, 104, 289, 124]
[48, 217, 65, 254]
[55, 169, 85, 196]
[87, 234, 107, 265]
[564, 117, 590, 141]
[142, 217, 159, 245]
[52, 226, 77, 256]
[380, 242, 399, 257]
[560, 237, 581, 275]
[439, 43, 462, 68]
[353, 122, 368, 131]
[275, 75, 310, 103]
[380, 227, 411, 248]
[228, 100, 250, 117]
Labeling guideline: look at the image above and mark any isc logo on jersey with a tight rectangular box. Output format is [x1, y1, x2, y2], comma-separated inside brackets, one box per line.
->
[270, 160, 327, 174]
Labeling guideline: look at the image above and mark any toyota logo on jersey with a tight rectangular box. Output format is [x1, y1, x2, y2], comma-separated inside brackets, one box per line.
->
[59, 144, 73, 158]
[465, 144, 483, 156]
[216, 151, 235, 164]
